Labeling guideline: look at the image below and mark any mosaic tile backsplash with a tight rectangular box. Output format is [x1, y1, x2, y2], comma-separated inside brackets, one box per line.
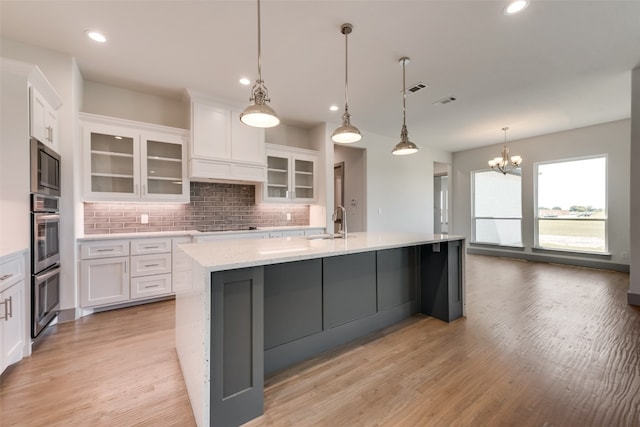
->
[84, 182, 310, 235]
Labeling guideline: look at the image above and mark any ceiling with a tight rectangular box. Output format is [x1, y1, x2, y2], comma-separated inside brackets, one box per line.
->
[2, 1, 639, 152]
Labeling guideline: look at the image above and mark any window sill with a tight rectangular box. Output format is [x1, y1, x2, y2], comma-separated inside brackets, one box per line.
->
[470, 242, 525, 251]
[532, 246, 611, 259]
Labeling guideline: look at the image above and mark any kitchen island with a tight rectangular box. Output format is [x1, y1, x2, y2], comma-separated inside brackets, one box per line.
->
[175, 232, 465, 427]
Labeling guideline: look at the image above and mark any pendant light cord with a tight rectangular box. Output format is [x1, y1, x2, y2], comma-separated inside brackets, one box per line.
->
[257, 0, 262, 83]
[344, 28, 349, 112]
[402, 58, 407, 127]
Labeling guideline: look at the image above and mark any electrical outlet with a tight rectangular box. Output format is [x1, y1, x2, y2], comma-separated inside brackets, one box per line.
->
[286, 213, 291, 221]
[140, 214, 149, 224]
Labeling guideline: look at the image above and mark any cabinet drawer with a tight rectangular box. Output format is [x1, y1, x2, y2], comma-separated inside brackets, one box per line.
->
[131, 273, 172, 299]
[0, 252, 26, 292]
[81, 240, 129, 259]
[130, 238, 172, 255]
[130, 253, 172, 277]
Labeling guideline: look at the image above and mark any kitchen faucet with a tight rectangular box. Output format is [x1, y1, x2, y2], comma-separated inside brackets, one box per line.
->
[332, 206, 347, 238]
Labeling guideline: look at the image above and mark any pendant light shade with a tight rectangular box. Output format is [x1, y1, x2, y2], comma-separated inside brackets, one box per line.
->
[240, 0, 280, 128]
[332, 23, 362, 144]
[392, 57, 419, 155]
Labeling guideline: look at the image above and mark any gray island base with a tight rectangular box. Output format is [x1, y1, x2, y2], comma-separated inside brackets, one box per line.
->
[175, 232, 465, 427]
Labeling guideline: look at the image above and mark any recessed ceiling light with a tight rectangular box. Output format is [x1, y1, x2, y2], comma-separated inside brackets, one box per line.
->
[504, 0, 529, 15]
[329, 105, 339, 112]
[239, 77, 251, 85]
[86, 30, 107, 43]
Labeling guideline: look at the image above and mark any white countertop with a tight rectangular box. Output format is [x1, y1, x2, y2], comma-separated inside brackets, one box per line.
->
[76, 225, 325, 241]
[178, 232, 465, 272]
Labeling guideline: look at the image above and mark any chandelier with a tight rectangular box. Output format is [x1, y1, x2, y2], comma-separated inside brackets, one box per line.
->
[488, 127, 522, 174]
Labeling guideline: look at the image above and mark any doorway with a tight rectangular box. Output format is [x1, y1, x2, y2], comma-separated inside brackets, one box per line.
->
[333, 145, 366, 233]
[434, 162, 450, 234]
[334, 162, 344, 234]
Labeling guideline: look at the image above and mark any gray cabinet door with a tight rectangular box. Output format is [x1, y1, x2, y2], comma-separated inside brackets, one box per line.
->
[210, 267, 264, 427]
[377, 247, 418, 311]
[264, 259, 323, 349]
[323, 252, 377, 328]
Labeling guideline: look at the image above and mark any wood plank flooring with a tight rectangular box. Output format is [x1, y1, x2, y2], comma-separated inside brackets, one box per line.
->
[1, 255, 639, 426]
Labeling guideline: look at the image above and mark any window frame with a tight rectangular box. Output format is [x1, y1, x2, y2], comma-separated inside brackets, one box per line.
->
[533, 154, 609, 255]
[471, 168, 523, 248]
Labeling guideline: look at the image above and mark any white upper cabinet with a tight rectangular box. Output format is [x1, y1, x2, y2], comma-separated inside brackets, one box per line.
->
[187, 91, 267, 183]
[81, 113, 189, 202]
[30, 83, 61, 152]
[192, 101, 231, 160]
[260, 144, 318, 203]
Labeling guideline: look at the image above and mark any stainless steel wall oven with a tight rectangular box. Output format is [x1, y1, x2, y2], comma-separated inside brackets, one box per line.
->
[31, 178, 61, 338]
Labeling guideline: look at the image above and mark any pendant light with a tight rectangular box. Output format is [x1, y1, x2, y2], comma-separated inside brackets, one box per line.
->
[240, 0, 280, 128]
[331, 23, 362, 144]
[488, 127, 523, 174]
[392, 57, 419, 155]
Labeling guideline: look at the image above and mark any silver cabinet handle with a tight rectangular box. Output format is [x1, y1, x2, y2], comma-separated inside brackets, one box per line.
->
[0, 273, 13, 281]
[143, 246, 159, 249]
[97, 248, 115, 252]
[0, 298, 8, 321]
[144, 284, 161, 289]
[7, 296, 12, 319]
[144, 263, 160, 268]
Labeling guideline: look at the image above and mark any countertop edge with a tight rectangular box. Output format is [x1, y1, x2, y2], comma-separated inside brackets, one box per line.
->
[179, 233, 466, 272]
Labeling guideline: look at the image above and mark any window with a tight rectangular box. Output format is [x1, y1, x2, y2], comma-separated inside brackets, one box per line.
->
[472, 170, 522, 246]
[535, 156, 607, 253]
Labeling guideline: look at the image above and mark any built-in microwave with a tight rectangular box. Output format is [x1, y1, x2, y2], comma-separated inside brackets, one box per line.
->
[30, 138, 61, 197]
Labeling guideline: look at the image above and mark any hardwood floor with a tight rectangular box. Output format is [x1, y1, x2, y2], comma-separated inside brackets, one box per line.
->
[0, 300, 195, 426]
[1, 255, 638, 426]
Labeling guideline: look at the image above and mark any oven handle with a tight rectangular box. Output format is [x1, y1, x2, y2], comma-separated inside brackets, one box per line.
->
[35, 214, 60, 221]
[35, 265, 61, 283]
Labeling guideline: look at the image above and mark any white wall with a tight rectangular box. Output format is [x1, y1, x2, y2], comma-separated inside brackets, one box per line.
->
[630, 68, 640, 301]
[452, 119, 631, 267]
[0, 60, 31, 257]
[334, 145, 366, 232]
[265, 123, 313, 150]
[1, 38, 81, 311]
[83, 81, 186, 128]
[319, 122, 452, 233]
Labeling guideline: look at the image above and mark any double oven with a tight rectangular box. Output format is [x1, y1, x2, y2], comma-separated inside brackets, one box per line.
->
[30, 138, 61, 338]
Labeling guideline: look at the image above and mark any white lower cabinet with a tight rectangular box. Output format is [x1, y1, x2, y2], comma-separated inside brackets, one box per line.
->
[131, 274, 172, 300]
[172, 237, 193, 293]
[80, 256, 130, 307]
[1, 250, 27, 375]
[80, 237, 185, 309]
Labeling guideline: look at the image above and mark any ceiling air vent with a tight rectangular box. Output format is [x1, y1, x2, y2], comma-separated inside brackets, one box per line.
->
[433, 96, 457, 105]
[406, 82, 428, 95]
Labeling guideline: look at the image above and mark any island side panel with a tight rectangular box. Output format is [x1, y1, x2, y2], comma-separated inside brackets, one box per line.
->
[175, 252, 210, 427]
[420, 241, 464, 322]
[264, 259, 323, 350]
[210, 267, 264, 427]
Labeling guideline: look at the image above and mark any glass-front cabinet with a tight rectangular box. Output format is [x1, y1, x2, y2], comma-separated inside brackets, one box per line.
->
[89, 130, 139, 196]
[262, 144, 317, 203]
[82, 113, 189, 202]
